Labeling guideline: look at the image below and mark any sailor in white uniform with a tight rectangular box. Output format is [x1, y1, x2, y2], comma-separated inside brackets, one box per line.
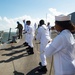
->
[36, 20, 51, 73]
[26, 20, 34, 55]
[45, 15, 75, 75]
[23, 20, 29, 46]
[47, 22, 52, 38]
[47, 22, 51, 31]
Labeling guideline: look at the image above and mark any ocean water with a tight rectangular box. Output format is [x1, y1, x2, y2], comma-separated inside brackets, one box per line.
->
[0, 31, 75, 43]
[0, 32, 16, 43]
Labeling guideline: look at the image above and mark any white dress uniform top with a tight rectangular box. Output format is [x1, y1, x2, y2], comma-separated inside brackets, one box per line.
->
[36, 24, 51, 66]
[45, 15, 75, 75]
[23, 21, 29, 43]
[45, 30, 75, 75]
[27, 24, 34, 47]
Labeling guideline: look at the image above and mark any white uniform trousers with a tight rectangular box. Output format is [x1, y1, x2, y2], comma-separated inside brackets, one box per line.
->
[40, 43, 47, 66]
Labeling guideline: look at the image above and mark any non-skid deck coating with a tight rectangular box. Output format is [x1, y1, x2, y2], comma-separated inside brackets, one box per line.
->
[0, 36, 54, 75]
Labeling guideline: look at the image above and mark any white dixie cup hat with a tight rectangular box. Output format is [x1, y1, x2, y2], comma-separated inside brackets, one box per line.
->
[55, 15, 71, 21]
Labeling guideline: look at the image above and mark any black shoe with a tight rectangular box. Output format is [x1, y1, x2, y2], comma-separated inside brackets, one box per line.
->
[37, 66, 47, 73]
[26, 47, 34, 55]
[28, 51, 34, 55]
[23, 42, 28, 46]
[26, 46, 31, 53]
[39, 62, 42, 66]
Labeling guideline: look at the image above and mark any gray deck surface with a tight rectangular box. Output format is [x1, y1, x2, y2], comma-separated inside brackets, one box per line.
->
[0, 36, 54, 75]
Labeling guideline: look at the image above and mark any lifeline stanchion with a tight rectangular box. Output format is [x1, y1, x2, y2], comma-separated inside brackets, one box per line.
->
[35, 41, 40, 53]
[10, 44, 16, 72]
[49, 55, 53, 75]
[9, 42, 17, 75]
[8, 28, 11, 41]
[36, 41, 39, 52]
[10, 42, 24, 75]
[12, 58, 16, 72]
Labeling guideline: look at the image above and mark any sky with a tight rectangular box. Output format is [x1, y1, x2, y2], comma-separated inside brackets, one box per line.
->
[0, 0, 75, 32]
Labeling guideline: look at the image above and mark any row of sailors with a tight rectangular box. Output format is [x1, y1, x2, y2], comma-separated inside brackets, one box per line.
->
[23, 20, 35, 54]
[22, 14, 75, 75]
[22, 19, 52, 54]
[22, 19, 52, 73]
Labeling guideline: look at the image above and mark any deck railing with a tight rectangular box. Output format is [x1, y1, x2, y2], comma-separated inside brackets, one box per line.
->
[0, 28, 17, 43]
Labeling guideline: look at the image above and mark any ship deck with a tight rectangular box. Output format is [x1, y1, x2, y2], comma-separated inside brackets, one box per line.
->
[0, 35, 54, 75]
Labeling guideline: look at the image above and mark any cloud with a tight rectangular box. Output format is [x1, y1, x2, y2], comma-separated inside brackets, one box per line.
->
[0, 15, 40, 32]
[49, 8, 63, 16]
[49, 8, 69, 16]
[46, 8, 70, 26]
[0, 8, 70, 32]
[0, 16, 2, 21]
